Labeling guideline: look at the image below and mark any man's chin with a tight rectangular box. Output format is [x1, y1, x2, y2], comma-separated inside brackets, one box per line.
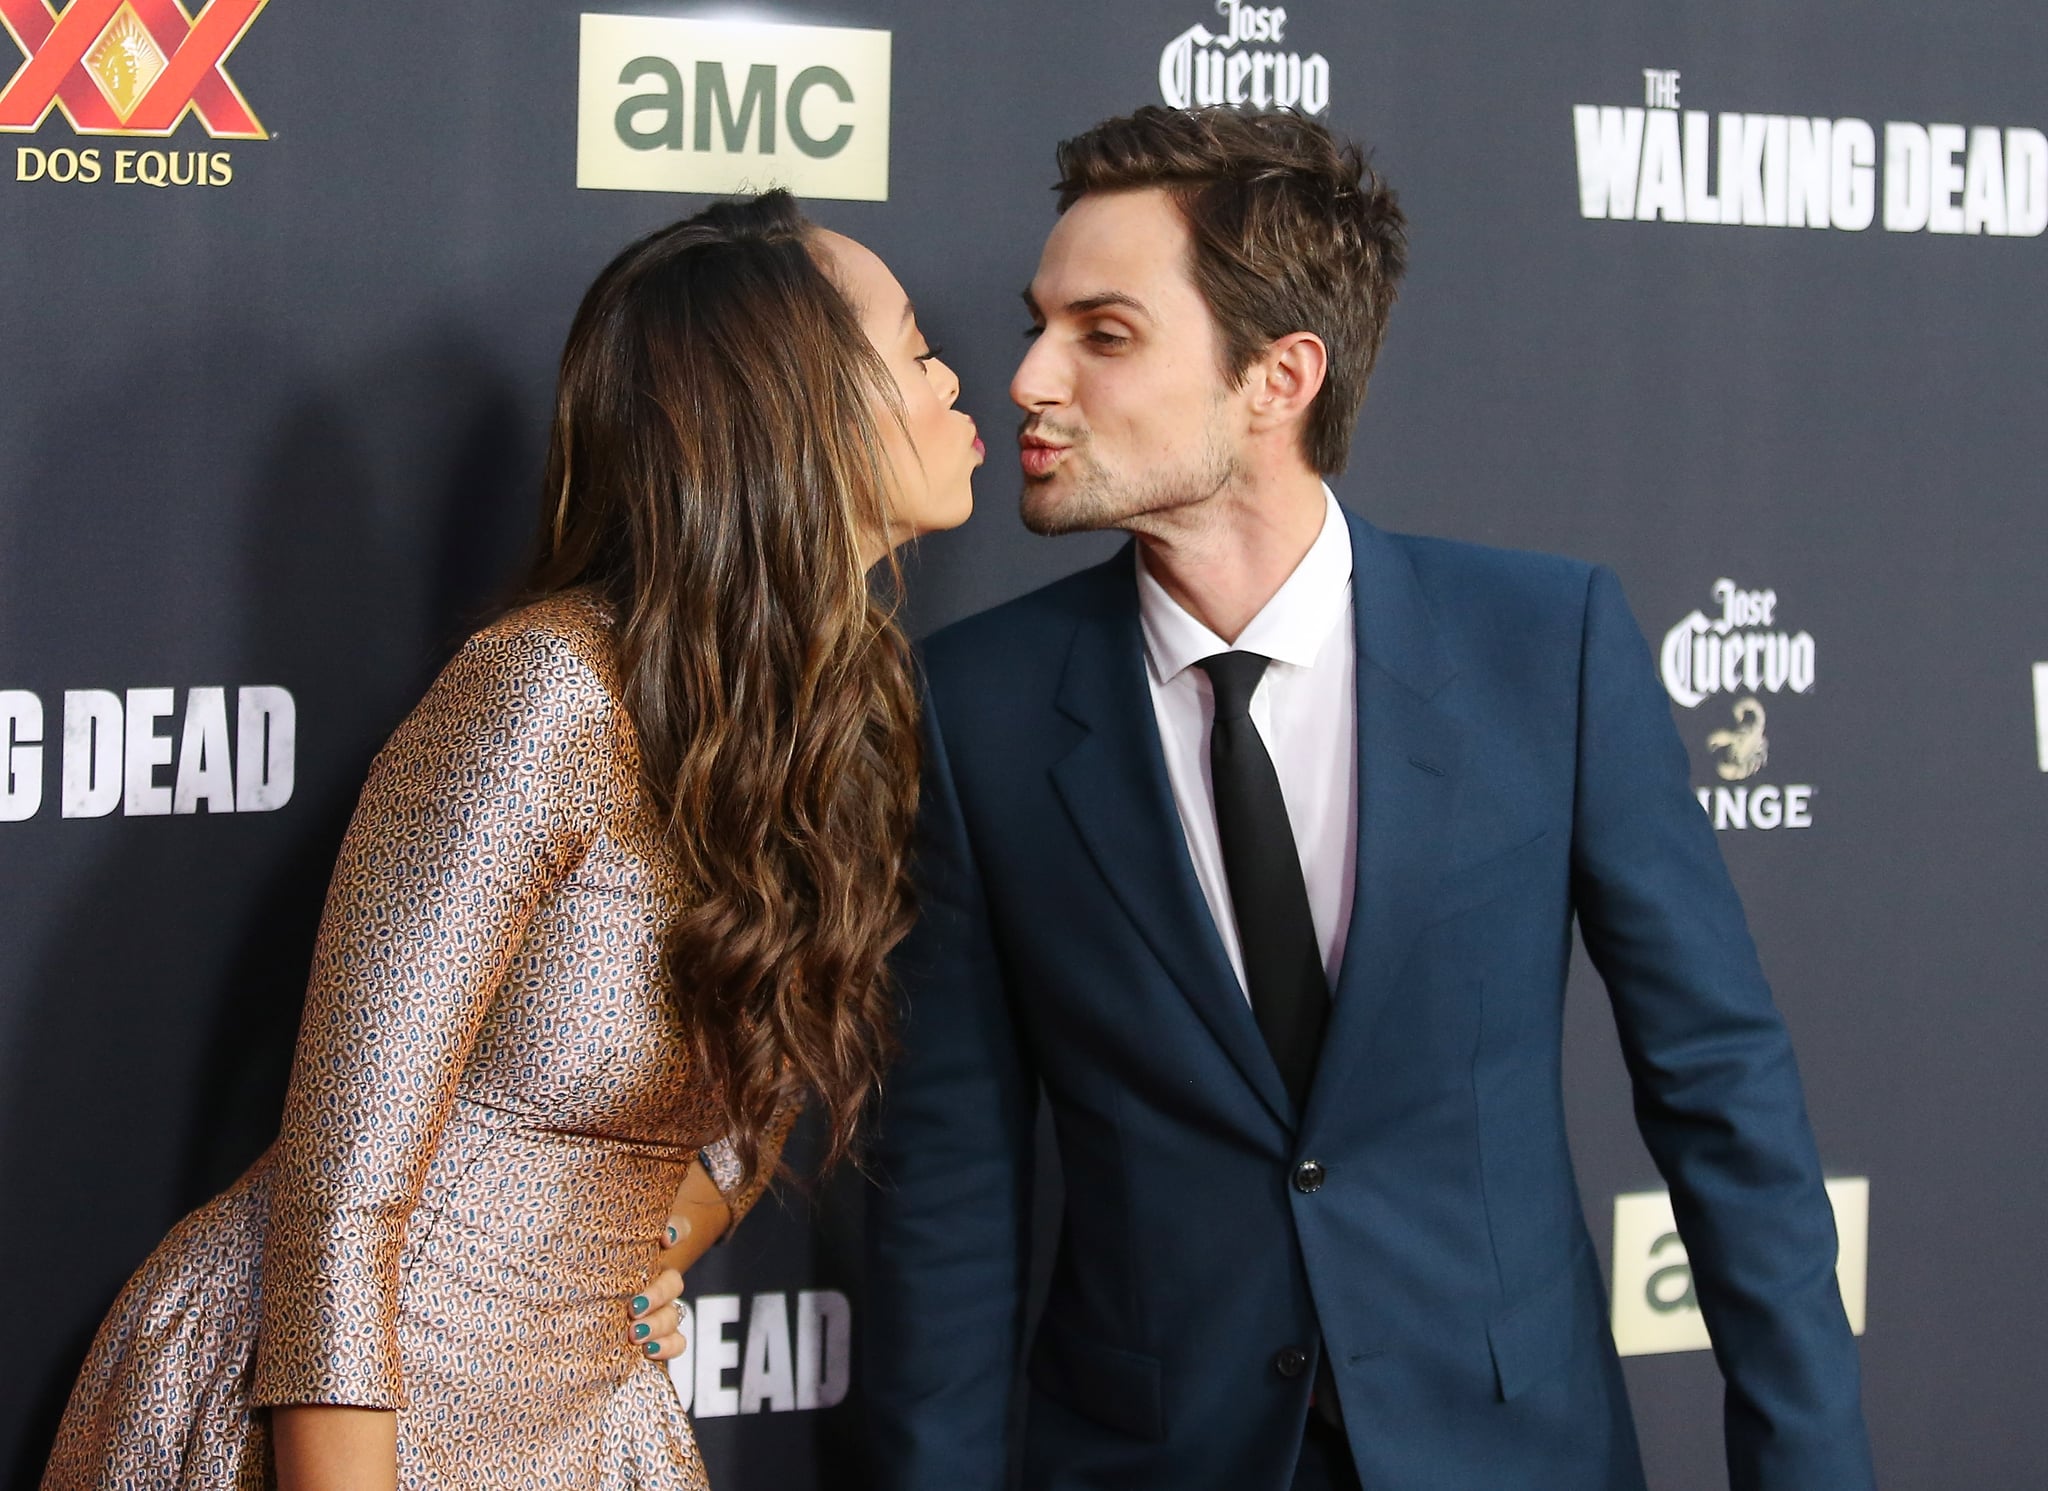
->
[1019, 504, 1095, 538]
[1019, 502, 1077, 537]
[1020, 478, 1114, 537]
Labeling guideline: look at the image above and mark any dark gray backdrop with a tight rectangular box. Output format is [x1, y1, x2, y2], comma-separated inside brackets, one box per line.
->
[4, 1, 2044, 1486]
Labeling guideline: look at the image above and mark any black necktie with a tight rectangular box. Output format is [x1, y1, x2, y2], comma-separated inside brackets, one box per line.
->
[1196, 651, 1329, 1110]
[1199, 651, 1345, 1429]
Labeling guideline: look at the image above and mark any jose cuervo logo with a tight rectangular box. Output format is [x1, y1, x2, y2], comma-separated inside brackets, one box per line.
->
[578, 14, 890, 202]
[1661, 579, 1816, 831]
[1158, 2, 1328, 116]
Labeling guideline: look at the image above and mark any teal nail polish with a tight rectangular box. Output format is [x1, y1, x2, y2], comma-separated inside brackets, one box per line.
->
[634, 1322, 650, 1339]
[631, 1295, 649, 1315]
[644, 1341, 661, 1356]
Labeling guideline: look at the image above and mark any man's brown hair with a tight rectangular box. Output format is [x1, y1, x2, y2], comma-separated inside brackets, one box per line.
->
[1054, 106, 1406, 475]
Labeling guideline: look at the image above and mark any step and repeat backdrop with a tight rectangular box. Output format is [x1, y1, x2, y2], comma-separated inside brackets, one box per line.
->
[3, 1, 2044, 1486]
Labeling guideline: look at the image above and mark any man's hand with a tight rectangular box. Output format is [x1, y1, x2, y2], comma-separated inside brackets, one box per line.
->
[629, 1159, 734, 1362]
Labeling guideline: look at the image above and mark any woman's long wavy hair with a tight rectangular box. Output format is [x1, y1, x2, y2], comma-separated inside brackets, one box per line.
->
[524, 191, 919, 1186]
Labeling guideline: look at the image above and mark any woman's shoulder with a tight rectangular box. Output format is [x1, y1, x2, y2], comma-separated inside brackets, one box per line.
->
[403, 590, 630, 769]
[465, 589, 623, 704]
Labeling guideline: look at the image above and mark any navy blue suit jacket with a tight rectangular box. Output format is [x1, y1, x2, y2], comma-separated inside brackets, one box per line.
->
[864, 508, 1874, 1491]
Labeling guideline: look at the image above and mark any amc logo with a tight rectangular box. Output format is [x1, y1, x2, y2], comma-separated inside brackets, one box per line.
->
[1610, 1178, 1869, 1357]
[577, 15, 890, 202]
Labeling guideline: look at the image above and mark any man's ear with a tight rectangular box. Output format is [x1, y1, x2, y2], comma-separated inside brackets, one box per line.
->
[1246, 332, 1328, 436]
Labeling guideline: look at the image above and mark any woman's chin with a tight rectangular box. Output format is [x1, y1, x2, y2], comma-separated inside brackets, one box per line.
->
[919, 481, 976, 536]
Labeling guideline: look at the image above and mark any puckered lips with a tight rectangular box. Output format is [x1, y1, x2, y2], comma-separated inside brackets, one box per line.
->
[1018, 429, 1070, 480]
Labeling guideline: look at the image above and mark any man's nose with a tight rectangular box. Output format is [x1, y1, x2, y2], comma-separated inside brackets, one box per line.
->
[1010, 335, 1066, 412]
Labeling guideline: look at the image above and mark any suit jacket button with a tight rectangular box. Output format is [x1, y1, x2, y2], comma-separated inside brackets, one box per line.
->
[1275, 1347, 1310, 1379]
[1293, 1160, 1326, 1194]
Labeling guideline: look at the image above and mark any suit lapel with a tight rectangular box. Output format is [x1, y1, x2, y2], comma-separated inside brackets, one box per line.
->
[1303, 512, 1463, 1137]
[1047, 549, 1294, 1128]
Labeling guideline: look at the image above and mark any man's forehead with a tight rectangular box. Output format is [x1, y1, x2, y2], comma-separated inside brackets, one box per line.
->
[1029, 189, 1192, 313]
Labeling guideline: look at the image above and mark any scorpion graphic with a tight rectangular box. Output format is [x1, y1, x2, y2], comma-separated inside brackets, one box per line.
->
[1706, 697, 1769, 782]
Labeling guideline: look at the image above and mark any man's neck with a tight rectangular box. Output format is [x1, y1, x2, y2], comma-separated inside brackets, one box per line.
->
[1132, 469, 1328, 644]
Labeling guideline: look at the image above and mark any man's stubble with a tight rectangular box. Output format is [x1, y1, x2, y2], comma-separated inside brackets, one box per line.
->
[1017, 419, 1240, 539]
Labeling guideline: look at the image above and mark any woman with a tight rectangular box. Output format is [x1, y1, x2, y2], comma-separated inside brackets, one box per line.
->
[42, 190, 980, 1490]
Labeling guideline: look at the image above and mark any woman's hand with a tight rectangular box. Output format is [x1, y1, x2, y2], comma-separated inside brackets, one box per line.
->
[630, 1264, 688, 1363]
[271, 1405, 397, 1491]
[629, 1159, 734, 1362]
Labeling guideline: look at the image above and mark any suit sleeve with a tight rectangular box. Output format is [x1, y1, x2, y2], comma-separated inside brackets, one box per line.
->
[862, 681, 1039, 1491]
[1570, 565, 1875, 1491]
[250, 624, 612, 1408]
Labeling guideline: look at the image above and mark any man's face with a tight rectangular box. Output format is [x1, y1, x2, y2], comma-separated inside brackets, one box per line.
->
[1012, 188, 1240, 536]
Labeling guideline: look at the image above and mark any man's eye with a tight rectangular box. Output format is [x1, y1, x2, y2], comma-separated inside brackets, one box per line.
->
[1022, 325, 1044, 340]
[1086, 331, 1130, 350]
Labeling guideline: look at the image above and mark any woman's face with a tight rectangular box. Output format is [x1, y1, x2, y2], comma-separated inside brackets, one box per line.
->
[812, 230, 980, 555]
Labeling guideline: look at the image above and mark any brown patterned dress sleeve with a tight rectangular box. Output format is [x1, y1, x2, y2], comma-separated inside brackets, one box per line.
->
[249, 620, 617, 1409]
[697, 1101, 801, 1234]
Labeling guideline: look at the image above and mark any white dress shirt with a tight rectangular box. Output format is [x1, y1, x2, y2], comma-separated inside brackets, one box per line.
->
[1137, 487, 1358, 998]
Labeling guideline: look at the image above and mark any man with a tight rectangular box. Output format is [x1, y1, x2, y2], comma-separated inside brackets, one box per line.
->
[861, 108, 1875, 1491]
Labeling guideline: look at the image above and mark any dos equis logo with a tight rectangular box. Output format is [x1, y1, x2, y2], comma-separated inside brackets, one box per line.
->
[2, 0, 267, 185]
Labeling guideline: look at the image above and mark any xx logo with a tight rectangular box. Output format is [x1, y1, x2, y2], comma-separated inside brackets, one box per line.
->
[0, 0, 267, 138]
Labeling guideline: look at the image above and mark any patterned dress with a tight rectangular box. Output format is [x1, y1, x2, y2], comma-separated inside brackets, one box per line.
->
[43, 593, 787, 1491]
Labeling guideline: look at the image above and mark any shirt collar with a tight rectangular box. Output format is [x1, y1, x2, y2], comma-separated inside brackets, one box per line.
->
[1137, 485, 1354, 686]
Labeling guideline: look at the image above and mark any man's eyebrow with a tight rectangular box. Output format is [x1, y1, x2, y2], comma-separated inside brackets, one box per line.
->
[1067, 291, 1152, 320]
[1019, 287, 1153, 321]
